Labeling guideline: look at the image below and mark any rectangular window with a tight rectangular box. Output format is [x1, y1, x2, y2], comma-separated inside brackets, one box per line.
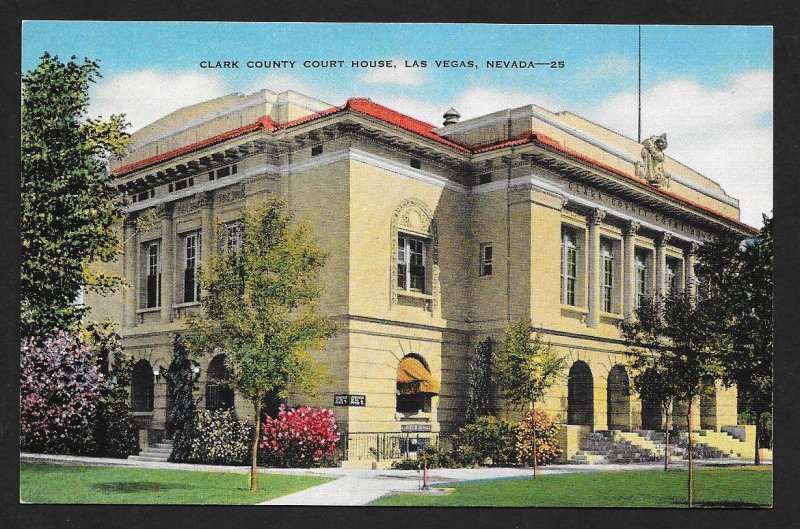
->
[143, 241, 161, 308]
[397, 234, 427, 293]
[561, 228, 578, 306]
[666, 257, 682, 294]
[635, 249, 648, 309]
[478, 174, 491, 185]
[223, 221, 244, 251]
[410, 158, 421, 169]
[601, 239, 614, 313]
[217, 166, 231, 179]
[231, 164, 237, 175]
[208, 171, 215, 181]
[311, 145, 323, 156]
[175, 179, 188, 191]
[182, 232, 201, 303]
[480, 243, 493, 276]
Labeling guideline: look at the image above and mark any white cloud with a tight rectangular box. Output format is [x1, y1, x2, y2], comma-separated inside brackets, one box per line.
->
[360, 59, 425, 87]
[89, 70, 232, 132]
[582, 70, 773, 226]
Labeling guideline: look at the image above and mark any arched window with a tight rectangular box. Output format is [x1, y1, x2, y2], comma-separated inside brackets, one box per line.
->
[607, 365, 631, 431]
[567, 361, 594, 427]
[131, 360, 154, 412]
[205, 354, 235, 411]
[396, 355, 439, 415]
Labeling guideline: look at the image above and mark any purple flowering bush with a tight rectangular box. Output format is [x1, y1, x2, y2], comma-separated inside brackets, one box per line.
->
[20, 332, 102, 454]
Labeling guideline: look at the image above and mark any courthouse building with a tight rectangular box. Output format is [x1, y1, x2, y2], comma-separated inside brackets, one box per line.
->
[87, 88, 755, 461]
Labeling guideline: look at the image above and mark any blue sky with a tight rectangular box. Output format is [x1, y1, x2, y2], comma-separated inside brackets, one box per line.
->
[22, 22, 772, 225]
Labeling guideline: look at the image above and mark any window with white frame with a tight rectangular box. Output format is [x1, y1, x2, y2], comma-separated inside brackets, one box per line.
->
[222, 221, 244, 252]
[397, 233, 427, 293]
[601, 238, 614, 313]
[561, 227, 578, 306]
[141, 240, 161, 308]
[480, 243, 493, 276]
[635, 248, 649, 309]
[181, 231, 201, 303]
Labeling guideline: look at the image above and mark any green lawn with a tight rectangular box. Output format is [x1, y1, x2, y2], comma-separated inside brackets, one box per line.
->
[20, 462, 331, 504]
[371, 466, 772, 508]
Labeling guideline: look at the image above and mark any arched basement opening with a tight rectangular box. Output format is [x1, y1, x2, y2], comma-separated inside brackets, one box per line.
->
[567, 361, 594, 427]
[607, 364, 631, 431]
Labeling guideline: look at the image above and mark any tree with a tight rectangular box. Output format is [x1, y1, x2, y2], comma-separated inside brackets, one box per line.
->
[22, 53, 129, 338]
[83, 320, 138, 458]
[620, 292, 725, 507]
[494, 320, 566, 478]
[466, 337, 493, 420]
[167, 334, 201, 463]
[697, 215, 773, 464]
[183, 198, 336, 491]
[620, 297, 681, 471]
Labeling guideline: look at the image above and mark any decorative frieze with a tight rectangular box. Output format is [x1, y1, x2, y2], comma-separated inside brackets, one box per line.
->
[217, 183, 246, 205]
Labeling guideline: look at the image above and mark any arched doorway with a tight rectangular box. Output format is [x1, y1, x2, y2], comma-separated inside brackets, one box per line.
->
[607, 365, 631, 431]
[131, 360, 154, 412]
[205, 354, 235, 412]
[700, 379, 717, 430]
[567, 361, 594, 427]
[637, 368, 663, 431]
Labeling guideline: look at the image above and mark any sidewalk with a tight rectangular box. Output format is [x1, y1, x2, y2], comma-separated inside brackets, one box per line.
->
[21, 452, 763, 506]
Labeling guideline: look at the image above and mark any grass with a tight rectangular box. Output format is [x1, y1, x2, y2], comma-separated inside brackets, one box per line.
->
[370, 466, 772, 508]
[20, 462, 331, 504]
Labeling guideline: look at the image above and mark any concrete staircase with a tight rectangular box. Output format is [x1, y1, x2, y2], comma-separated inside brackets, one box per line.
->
[127, 439, 173, 463]
[683, 429, 750, 459]
[570, 430, 659, 464]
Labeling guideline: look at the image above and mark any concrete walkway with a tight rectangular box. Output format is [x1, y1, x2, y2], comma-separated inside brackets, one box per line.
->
[21, 452, 763, 506]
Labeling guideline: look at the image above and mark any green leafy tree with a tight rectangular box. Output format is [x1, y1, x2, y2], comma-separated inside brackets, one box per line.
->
[494, 320, 566, 479]
[83, 320, 138, 458]
[696, 215, 773, 464]
[183, 198, 336, 491]
[466, 337, 493, 421]
[621, 291, 725, 507]
[21, 53, 129, 337]
[167, 334, 201, 463]
[621, 297, 681, 471]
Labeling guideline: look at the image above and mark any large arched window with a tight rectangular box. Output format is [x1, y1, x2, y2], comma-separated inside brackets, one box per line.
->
[567, 361, 594, 427]
[396, 355, 439, 415]
[205, 354, 235, 411]
[131, 359, 154, 412]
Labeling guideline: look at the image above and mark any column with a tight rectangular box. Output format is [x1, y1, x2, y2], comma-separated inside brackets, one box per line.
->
[123, 214, 139, 328]
[199, 191, 215, 298]
[586, 209, 605, 328]
[157, 202, 174, 322]
[655, 232, 671, 298]
[623, 220, 640, 319]
[685, 242, 698, 297]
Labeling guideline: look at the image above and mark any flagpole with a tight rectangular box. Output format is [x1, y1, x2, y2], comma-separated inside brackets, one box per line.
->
[638, 25, 642, 143]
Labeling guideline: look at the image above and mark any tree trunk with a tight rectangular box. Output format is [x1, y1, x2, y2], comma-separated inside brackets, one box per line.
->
[530, 401, 538, 480]
[754, 411, 762, 466]
[687, 396, 694, 508]
[250, 398, 261, 492]
[663, 402, 671, 472]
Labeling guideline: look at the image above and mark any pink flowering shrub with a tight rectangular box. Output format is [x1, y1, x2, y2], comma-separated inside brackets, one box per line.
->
[20, 332, 102, 454]
[260, 405, 340, 467]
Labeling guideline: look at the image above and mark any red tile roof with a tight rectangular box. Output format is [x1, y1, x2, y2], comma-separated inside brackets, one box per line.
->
[114, 97, 755, 233]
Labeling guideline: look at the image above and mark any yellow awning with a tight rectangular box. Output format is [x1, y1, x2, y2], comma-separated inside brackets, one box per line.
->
[397, 356, 440, 395]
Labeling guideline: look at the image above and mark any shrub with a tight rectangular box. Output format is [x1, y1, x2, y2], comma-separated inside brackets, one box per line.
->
[515, 408, 562, 466]
[390, 445, 461, 469]
[167, 335, 201, 463]
[453, 416, 518, 467]
[20, 332, 102, 455]
[186, 409, 253, 465]
[260, 405, 340, 468]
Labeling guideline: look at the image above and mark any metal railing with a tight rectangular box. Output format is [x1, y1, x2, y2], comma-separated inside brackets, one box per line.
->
[338, 431, 440, 462]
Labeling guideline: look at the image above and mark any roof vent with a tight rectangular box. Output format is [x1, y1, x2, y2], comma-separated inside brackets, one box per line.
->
[443, 108, 460, 126]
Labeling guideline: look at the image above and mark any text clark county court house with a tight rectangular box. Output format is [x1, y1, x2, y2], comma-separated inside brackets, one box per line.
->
[86, 89, 757, 465]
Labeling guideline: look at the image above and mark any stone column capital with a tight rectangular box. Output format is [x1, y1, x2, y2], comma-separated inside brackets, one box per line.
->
[624, 220, 641, 236]
[198, 190, 214, 208]
[586, 208, 606, 227]
[687, 242, 700, 256]
[657, 231, 672, 248]
[155, 202, 173, 220]
[123, 212, 140, 229]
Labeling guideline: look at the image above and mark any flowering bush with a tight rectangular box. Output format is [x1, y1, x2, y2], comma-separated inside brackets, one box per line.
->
[20, 332, 102, 455]
[453, 416, 518, 467]
[186, 409, 253, 465]
[260, 405, 340, 468]
[515, 408, 562, 466]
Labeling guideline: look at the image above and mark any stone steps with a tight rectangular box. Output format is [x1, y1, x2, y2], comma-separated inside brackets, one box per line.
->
[128, 440, 173, 463]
